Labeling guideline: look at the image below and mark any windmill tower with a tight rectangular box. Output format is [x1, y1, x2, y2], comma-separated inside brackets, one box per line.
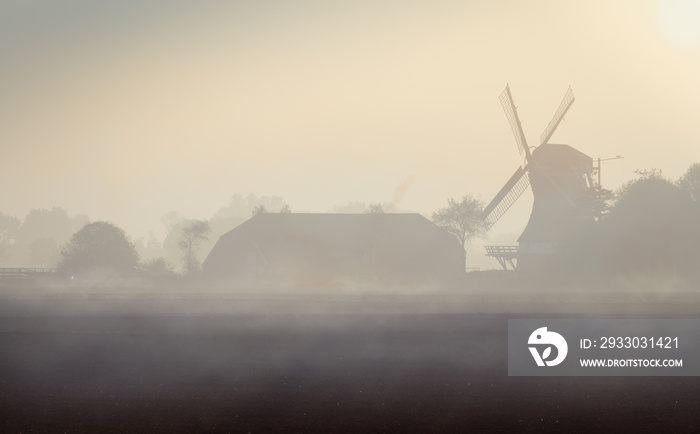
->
[482, 85, 595, 270]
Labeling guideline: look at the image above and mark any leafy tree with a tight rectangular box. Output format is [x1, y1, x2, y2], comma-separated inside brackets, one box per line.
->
[590, 186, 615, 221]
[141, 257, 177, 279]
[161, 212, 186, 265]
[432, 195, 488, 249]
[556, 167, 700, 278]
[58, 221, 140, 276]
[179, 220, 211, 274]
[28, 238, 59, 267]
[279, 204, 292, 213]
[8, 207, 87, 266]
[0, 212, 20, 261]
[611, 169, 687, 223]
[677, 162, 700, 202]
[16, 207, 87, 247]
[602, 169, 694, 275]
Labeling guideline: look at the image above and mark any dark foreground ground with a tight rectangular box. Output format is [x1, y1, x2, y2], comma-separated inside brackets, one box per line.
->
[1, 295, 699, 433]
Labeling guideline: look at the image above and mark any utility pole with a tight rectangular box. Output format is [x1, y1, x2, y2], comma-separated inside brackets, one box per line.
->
[596, 155, 624, 187]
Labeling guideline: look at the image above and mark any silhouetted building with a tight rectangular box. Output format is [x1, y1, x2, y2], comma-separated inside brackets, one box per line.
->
[517, 143, 594, 266]
[482, 85, 597, 270]
[202, 213, 464, 284]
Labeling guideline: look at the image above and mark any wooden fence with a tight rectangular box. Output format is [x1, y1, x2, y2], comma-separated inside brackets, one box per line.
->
[0, 268, 57, 279]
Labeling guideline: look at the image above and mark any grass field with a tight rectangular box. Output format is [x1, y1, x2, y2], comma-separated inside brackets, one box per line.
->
[1, 290, 699, 432]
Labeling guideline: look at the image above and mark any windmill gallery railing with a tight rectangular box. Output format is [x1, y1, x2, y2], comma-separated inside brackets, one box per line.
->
[484, 246, 519, 271]
[0, 268, 57, 279]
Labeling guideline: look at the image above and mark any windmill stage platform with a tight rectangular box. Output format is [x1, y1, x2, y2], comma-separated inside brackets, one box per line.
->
[484, 246, 519, 270]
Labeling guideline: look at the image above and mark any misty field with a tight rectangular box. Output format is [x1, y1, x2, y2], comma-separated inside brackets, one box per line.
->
[1, 293, 699, 433]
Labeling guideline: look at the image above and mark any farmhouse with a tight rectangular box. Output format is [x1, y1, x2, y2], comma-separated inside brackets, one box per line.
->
[202, 213, 464, 284]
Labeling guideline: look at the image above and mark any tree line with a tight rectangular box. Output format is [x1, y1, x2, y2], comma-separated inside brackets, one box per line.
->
[3, 162, 699, 282]
[431, 162, 700, 281]
[557, 163, 700, 280]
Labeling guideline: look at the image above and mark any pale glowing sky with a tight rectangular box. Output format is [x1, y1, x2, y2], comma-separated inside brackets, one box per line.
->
[2, 0, 700, 260]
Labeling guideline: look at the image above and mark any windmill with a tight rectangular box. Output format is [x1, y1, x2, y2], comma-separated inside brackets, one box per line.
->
[482, 85, 595, 269]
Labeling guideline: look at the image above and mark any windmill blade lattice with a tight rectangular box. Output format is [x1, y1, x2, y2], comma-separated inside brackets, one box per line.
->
[481, 165, 530, 229]
[499, 85, 530, 157]
[540, 87, 575, 145]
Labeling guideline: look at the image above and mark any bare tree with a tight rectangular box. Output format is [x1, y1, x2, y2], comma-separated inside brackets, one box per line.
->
[432, 195, 488, 250]
[251, 205, 268, 216]
[179, 220, 211, 275]
[365, 202, 385, 214]
[161, 211, 182, 237]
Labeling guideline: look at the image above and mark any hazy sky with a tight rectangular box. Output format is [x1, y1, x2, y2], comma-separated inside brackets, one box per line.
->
[2, 0, 700, 249]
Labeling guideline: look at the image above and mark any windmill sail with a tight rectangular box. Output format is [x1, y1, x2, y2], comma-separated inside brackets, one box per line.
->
[540, 87, 574, 145]
[481, 165, 530, 229]
[499, 85, 530, 158]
